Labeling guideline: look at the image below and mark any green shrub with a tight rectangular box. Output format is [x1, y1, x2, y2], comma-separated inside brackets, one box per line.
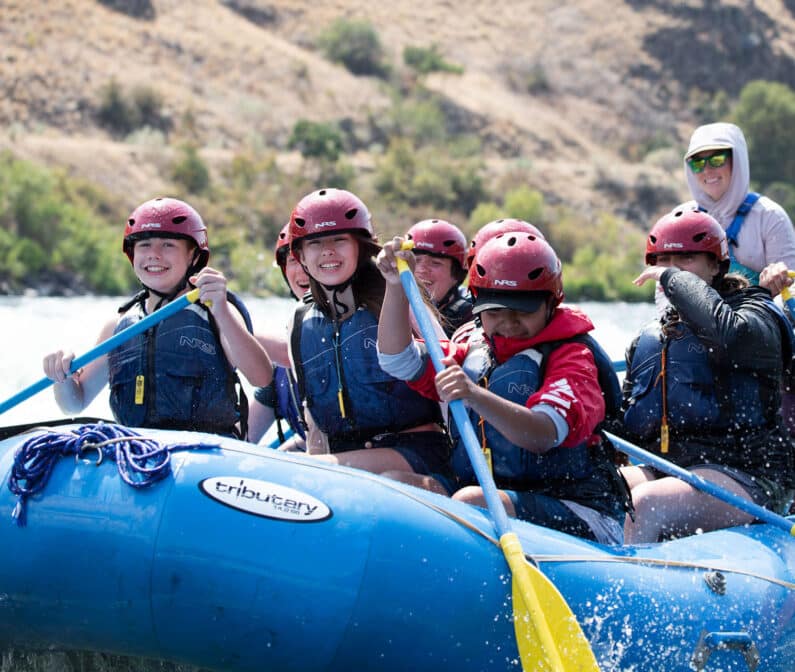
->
[467, 202, 503, 230]
[733, 80, 795, 188]
[465, 188, 543, 236]
[389, 97, 448, 145]
[523, 64, 551, 95]
[288, 120, 344, 161]
[96, 78, 137, 136]
[765, 182, 795, 220]
[53, 206, 134, 294]
[96, 79, 171, 137]
[96, 0, 155, 20]
[6, 238, 46, 279]
[403, 45, 463, 75]
[374, 139, 487, 213]
[689, 87, 730, 125]
[504, 61, 551, 95]
[172, 144, 211, 194]
[318, 19, 390, 78]
[450, 164, 487, 214]
[130, 84, 172, 132]
[314, 158, 356, 191]
[622, 130, 675, 163]
[504, 186, 545, 224]
[0, 151, 135, 294]
[555, 213, 648, 301]
[564, 243, 650, 302]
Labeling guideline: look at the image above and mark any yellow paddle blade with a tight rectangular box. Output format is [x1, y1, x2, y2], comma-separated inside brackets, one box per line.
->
[501, 533, 600, 672]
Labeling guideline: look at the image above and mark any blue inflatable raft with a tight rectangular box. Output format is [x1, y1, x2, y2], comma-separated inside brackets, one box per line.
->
[1, 422, 793, 671]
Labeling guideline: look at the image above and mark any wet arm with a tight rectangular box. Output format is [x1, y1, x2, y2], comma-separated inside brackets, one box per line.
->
[376, 237, 414, 355]
[256, 332, 291, 369]
[214, 304, 273, 387]
[48, 319, 114, 414]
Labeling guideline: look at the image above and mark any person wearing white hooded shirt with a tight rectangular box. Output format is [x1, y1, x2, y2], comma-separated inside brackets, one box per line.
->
[683, 122, 795, 282]
[682, 122, 795, 447]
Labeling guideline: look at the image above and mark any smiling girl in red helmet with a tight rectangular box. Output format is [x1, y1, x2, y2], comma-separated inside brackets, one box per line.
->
[42, 197, 272, 437]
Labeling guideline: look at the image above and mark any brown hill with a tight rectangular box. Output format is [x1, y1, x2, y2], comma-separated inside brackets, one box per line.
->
[2, 0, 795, 226]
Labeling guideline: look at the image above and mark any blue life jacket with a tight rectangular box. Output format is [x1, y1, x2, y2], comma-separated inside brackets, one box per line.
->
[624, 316, 773, 442]
[437, 284, 474, 337]
[451, 332, 592, 489]
[292, 304, 441, 448]
[254, 366, 306, 441]
[108, 294, 247, 437]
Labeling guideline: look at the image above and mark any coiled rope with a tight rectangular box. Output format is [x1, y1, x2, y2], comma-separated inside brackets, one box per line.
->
[7, 423, 219, 526]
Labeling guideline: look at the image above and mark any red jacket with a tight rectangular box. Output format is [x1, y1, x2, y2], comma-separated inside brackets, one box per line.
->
[409, 306, 604, 448]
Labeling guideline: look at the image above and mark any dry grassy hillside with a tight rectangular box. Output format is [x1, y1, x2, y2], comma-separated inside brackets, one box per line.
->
[2, 0, 795, 223]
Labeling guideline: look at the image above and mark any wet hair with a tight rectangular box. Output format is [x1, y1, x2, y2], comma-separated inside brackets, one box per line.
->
[716, 272, 749, 295]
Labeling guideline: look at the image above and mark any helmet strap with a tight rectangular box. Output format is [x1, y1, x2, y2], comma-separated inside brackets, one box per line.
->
[312, 274, 356, 320]
[141, 283, 183, 312]
[140, 266, 194, 312]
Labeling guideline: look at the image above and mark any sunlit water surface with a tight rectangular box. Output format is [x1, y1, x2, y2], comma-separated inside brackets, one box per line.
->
[0, 296, 653, 428]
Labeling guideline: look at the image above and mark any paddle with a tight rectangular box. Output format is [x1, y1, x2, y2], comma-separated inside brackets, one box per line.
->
[781, 273, 795, 318]
[605, 431, 795, 536]
[0, 288, 202, 416]
[396, 245, 599, 672]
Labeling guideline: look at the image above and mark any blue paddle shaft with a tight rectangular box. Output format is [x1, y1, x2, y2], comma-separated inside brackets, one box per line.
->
[398, 266, 512, 536]
[0, 289, 201, 416]
[606, 431, 795, 536]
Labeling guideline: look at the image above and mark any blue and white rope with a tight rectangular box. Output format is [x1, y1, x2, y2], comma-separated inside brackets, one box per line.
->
[7, 423, 218, 526]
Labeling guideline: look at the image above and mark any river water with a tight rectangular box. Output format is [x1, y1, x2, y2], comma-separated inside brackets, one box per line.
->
[0, 295, 655, 672]
[0, 295, 654, 429]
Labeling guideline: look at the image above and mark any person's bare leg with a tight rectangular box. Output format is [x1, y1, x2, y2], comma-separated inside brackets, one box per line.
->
[625, 468, 755, 543]
[621, 465, 657, 535]
[453, 485, 517, 516]
[380, 469, 449, 495]
[310, 447, 413, 474]
[620, 465, 656, 490]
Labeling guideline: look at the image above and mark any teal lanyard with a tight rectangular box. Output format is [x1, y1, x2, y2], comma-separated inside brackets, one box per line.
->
[332, 326, 347, 418]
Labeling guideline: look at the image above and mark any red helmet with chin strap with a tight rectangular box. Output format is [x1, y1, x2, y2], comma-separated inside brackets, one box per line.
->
[123, 197, 209, 269]
[469, 231, 564, 306]
[467, 219, 544, 268]
[646, 205, 729, 268]
[406, 219, 468, 269]
[289, 188, 376, 259]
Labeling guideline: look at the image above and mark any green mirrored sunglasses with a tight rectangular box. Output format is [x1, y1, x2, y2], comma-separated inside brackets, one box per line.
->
[688, 150, 731, 173]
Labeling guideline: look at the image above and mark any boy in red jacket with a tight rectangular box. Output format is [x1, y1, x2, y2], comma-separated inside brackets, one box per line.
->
[376, 230, 626, 544]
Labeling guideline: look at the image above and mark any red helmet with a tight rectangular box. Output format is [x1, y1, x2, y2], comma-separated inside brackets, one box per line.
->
[406, 219, 468, 269]
[467, 219, 544, 267]
[469, 231, 563, 307]
[123, 197, 209, 269]
[273, 221, 291, 270]
[646, 205, 729, 266]
[289, 188, 375, 258]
